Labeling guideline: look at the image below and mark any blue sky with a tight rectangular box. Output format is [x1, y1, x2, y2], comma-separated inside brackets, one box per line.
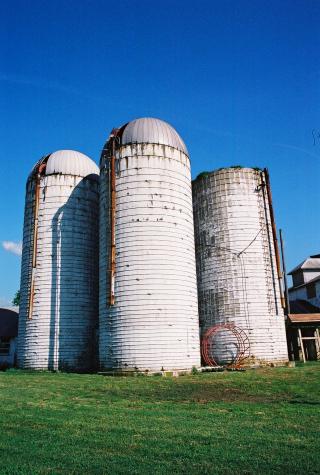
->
[0, 0, 319, 306]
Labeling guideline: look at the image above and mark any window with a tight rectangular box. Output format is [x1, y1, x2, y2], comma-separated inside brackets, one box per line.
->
[0, 338, 10, 356]
[307, 282, 316, 299]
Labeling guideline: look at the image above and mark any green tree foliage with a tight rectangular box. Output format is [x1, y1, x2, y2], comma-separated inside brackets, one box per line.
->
[12, 290, 20, 307]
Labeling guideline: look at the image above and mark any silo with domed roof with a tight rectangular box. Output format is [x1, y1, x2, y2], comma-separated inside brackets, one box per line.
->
[99, 118, 200, 371]
[17, 150, 99, 371]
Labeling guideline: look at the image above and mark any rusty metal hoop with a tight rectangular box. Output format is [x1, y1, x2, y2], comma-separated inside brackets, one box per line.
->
[201, 323, 250, 368]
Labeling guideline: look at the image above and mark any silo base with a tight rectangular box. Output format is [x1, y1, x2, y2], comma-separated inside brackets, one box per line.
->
[242, 358, 290, 368]
[98, 368, 198, 377]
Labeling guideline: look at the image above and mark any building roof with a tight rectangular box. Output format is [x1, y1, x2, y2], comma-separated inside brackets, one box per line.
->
[288, 313, 320, 324]
[30, 150, 99, 179]
[289, 274, 320, 292]
[0, 308, 18, 338]
[121, 118, 188, 155]
[288, 255, 320, 274]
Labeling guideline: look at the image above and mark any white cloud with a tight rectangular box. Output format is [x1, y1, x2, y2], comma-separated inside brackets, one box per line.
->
[2, 241, 22, 256]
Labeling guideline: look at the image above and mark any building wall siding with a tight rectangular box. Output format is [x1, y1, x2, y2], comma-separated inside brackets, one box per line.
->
[289, 280, 320, 309]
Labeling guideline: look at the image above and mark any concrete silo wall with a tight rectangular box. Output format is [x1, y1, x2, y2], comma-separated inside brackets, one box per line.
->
[99, 143, 201, 371]
[18, 172, 99, 371]
[192, 168, 288, 364]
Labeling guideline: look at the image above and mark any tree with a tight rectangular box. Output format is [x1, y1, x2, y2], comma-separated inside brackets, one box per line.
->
[12, 290, 20, 307]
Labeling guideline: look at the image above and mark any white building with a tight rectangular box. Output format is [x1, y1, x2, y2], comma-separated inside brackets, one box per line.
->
[288, 255, 320, 309]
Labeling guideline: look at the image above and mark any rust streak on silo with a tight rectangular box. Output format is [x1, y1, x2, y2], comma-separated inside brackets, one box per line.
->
[109, 137, 116, 306]
[28, 161, 47, 320]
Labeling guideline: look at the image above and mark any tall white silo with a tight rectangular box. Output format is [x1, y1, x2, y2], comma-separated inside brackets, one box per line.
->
[192, 168, 288, 365]
[99, 118, 201, 371]
[17, 150, 99, 371]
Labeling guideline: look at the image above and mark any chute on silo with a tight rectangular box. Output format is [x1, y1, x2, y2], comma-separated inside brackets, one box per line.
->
[99, 118, 201, 372]
[17, 150, 99, 371]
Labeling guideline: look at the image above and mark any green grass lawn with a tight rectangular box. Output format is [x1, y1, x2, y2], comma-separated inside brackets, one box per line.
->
[0, 364, 319, 475]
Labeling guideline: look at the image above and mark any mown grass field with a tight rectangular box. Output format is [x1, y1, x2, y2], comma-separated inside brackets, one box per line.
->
[0, 364, 319, 474]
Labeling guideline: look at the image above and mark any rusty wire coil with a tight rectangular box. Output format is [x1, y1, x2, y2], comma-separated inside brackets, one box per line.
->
[201, 323, 250, 368]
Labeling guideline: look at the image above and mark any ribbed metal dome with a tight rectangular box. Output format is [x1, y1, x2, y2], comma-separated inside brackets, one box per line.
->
[46, 150, 99, 176]
[30, 150, 99, 178]
[121, 118, 188, 155]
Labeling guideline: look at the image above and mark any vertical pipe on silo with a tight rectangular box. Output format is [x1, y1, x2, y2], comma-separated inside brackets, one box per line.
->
[109, 137, 116, 306]
[279, 229, 290, 315]
[28, 161, 46, 320]
[263, 168, 285, 310]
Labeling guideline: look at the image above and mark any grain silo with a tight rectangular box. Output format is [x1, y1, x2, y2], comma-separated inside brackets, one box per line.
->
[17, 150, 99, 371]
[192, 167, 288, 366]
[99, 118, 200, 372]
